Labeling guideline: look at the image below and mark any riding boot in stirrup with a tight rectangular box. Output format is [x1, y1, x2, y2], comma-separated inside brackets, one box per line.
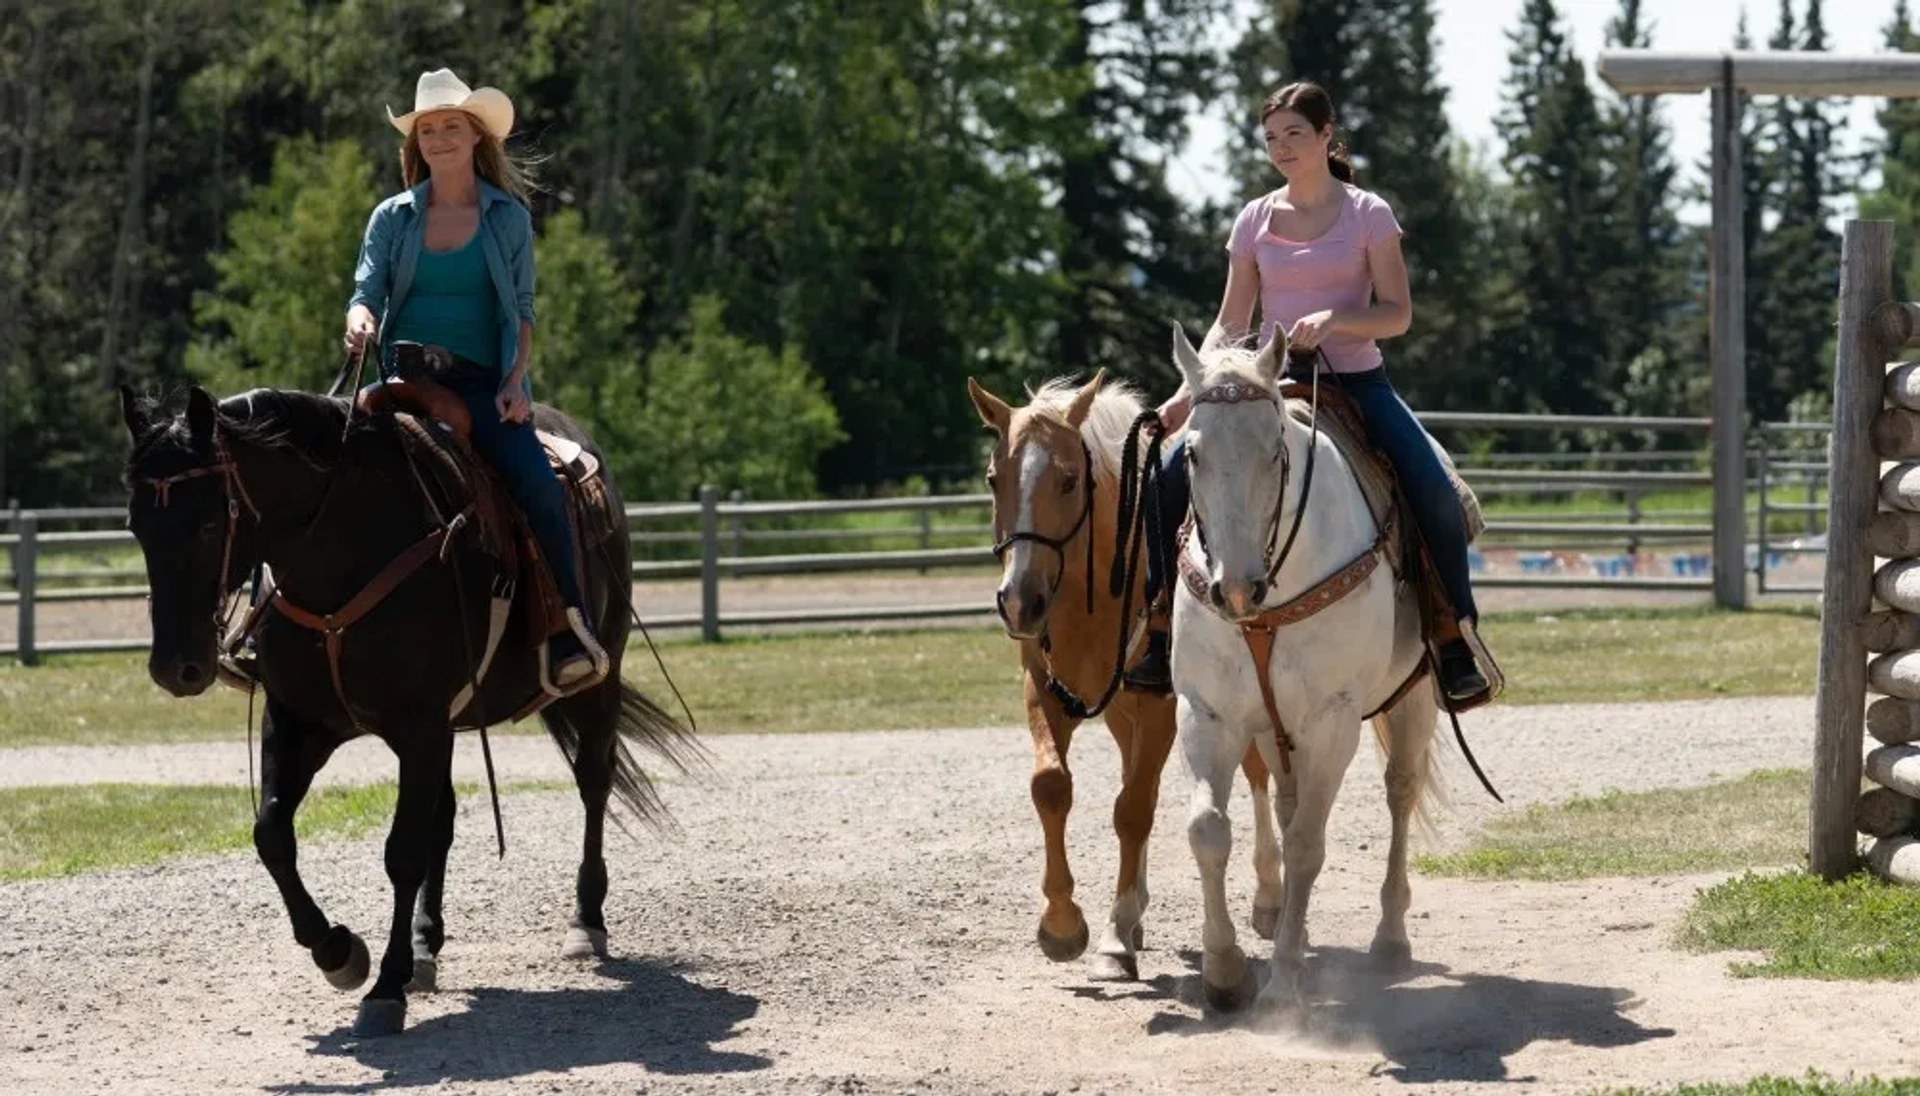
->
[541, 607, 611, 697]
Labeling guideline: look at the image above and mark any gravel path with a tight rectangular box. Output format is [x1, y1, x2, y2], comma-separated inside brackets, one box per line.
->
[7, 693, 1915, 1095]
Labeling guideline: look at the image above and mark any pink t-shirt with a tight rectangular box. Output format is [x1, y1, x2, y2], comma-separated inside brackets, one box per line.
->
[1227, 184, 1403, 373]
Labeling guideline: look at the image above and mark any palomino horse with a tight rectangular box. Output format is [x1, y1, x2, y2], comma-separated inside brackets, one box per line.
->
[1166, 330, 1442, 1012]
[119, 385, 702, 1036]
[968, 371, 1283, 981]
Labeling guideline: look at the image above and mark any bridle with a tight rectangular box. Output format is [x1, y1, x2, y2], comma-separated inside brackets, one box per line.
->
[134, 427, 262, 638]
[1184, 360, 1321, 595]
[991, 438, 1098, 618]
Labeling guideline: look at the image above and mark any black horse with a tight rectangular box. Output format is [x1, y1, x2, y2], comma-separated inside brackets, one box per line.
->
[118, 384, 702, 1036]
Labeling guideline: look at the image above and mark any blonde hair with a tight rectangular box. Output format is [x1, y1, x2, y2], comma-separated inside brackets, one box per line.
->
[399, 112, 535, 204]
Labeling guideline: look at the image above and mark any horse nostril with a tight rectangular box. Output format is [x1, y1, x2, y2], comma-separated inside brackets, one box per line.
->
[1208, 580, 1224, 608]
[1030, 591, 1048, 619]
[178, 661, 206, 686]
[1250, 580, 1268, 606]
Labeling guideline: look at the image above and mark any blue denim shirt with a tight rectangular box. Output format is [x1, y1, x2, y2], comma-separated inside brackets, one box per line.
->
[348, 178, 536, 396]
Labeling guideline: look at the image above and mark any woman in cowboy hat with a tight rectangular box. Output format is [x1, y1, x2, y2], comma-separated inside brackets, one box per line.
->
[344, 68, 607, 694]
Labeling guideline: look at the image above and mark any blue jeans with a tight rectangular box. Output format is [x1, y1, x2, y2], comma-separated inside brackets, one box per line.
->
[1143, 365, 1477, 623]
[376, 366, 586, 611]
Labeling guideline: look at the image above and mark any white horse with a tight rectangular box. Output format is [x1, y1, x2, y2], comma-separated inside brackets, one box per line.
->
[1168, 326, 1442, 1013]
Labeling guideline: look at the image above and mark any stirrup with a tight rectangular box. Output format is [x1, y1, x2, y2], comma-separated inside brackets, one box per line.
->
[539, 607, 610, 698]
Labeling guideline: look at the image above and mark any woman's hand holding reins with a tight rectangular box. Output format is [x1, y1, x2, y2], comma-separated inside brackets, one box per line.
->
[343, 306, 378, 358]
[496, 379, 531, 424]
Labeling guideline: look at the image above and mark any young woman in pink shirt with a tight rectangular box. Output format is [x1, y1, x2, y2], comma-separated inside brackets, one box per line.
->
[1126, 81, 1486, 702]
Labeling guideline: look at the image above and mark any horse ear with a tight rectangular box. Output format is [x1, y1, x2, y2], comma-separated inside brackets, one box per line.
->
[186, 386, 217, 444]
[1252, 334, 1285, 386]
[967, 376, 1012, 435]
[118, 384, 147, 437]
[1064, 368, 1105, 429]
[1171, 325, 1206, 393]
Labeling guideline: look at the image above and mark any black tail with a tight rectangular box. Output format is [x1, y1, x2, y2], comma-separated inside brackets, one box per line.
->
[538, 679, 709, 834]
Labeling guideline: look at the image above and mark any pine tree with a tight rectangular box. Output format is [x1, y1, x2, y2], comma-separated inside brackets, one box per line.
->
[1598, 0, 1686, 394]
[1860, 0, 1920, 298]
[1492, 0, 1612, 414]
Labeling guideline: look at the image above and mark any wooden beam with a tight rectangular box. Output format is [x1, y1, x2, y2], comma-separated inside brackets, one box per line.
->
[1812, 220, 1896, 881]
[1599, 51, 1920, 98]
[1710, 80, 1747, 609]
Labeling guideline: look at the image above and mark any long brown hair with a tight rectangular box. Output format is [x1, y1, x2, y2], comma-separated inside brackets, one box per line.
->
[1261, 81, 1355, 185]
[399, 112, 535, 204]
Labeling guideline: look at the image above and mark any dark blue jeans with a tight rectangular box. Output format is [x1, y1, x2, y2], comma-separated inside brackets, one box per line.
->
[381, 366, 586, 611]
[1143, 365, 1478, 623]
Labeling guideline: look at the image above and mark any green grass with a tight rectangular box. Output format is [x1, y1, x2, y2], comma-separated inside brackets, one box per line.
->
[0, 780, 563, 880]
[0, 605, 1820, 749]
[1677, 870, 1920, 981]
[1480, 605, 1817, 705]
[1415, 769, 1808, 882]
[1594, 1074, 1920, 1095]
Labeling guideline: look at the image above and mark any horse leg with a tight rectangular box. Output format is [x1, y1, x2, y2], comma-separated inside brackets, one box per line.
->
[560, 684, 618, 961]
[353, 728, 455, 1037]
[1179, 697, 1255, 1012]
[1024, 674, 1086, 962]
[1090, 694, 1175, 981]
[407, 773, 456, 992]
[251, 701, 363, 991]
[1371, 685, 1440, 972]
[1261, 709, 1361, 1010]
[1242, 746, 1283, 940]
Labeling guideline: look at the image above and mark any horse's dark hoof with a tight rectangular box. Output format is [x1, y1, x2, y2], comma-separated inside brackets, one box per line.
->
[320, 930, 370, 992]
[1088, 951, 1139, 982]
[562, 925, 608, 961]
[406, 954, 438, 993]
[1201, 945, 1251, 1012]
[1369, 936, 1413, 974]
[352, 998, 406, 1037]
[1252, 904, 1281, 941]
[1037, 920, 1089, 962]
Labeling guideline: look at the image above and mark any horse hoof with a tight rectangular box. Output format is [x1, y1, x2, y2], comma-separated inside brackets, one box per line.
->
[1037, 920, 1089, 963]
[1369, 936, 1413, 974]
[1252, 904, 1281, 941]
[1088, 950, 1139, 982]
[1131, 922, 1144, 951]
[321, 931, 371, 992]
[352, 998, 406, 1038]
[562, 925, 609, 961]
[407, 954, 438, 993]
[1201, 945, 1251, 1012]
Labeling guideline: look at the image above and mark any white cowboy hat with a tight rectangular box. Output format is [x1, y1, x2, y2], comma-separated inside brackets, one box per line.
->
[386, 68, 514, 140]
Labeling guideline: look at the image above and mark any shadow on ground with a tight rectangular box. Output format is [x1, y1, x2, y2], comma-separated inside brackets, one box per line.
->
[1146, 945, 1674, 1084]
[267, 958, 769, 1092]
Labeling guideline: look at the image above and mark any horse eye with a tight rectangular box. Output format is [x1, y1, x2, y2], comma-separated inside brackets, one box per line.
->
[1060, 475, 1078, 494]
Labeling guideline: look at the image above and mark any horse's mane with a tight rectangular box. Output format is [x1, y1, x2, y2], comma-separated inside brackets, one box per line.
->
[126, 388, 361, 473]
[1024, 375, 1145, 485]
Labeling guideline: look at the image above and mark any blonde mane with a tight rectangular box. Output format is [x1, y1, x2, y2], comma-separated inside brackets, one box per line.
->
[1022, 375, 1146, 484]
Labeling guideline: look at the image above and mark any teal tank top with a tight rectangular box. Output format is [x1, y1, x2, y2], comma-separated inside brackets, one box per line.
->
[386, 231, 500, 370]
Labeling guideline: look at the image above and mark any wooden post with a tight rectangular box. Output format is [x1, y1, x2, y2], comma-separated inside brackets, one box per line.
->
[1810, 220, 1894, 880]
[1710, 70, 1749, 610]
[699, 484, 721, 643]
[16, 514, 35, 666]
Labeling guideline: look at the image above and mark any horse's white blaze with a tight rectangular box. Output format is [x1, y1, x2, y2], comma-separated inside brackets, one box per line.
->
[1168, 328, 1442, 1011]
[997, 436, 1056, 617]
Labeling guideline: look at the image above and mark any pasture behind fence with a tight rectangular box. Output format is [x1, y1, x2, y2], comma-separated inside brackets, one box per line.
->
[4, 409, 1831, 662]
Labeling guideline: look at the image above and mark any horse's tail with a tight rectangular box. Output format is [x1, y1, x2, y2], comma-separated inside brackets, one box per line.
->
[539, 678, 710, 833]
[1368, 690, 1448, 846]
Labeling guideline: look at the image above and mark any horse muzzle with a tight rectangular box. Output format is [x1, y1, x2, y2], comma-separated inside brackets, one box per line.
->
[1208, 576, 1269, 622]
[995, 582, 1051, 640]
[148, 653, 215, 698]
